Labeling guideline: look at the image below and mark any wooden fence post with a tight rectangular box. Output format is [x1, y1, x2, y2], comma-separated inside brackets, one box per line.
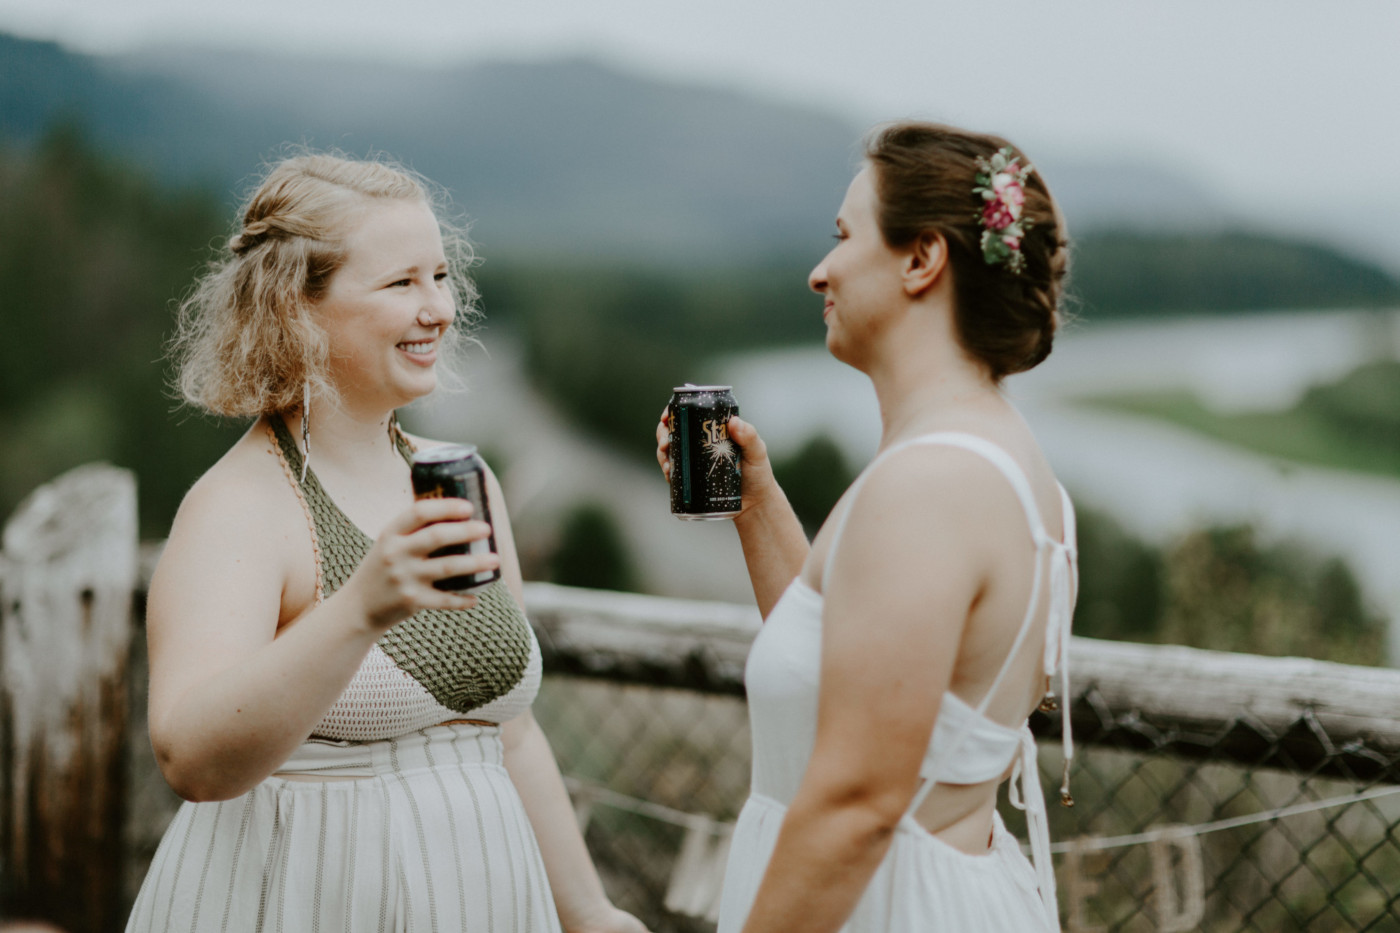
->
[0, 464, 137, 933]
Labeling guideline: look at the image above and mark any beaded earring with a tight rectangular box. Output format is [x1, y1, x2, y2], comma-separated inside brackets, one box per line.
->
[300, 380, 311, 482]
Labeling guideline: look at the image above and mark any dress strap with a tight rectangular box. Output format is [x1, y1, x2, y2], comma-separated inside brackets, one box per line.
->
[1047, 484, 1078, 807]
[266, 413, 326, 605]
[1009, 726, 1062, 930]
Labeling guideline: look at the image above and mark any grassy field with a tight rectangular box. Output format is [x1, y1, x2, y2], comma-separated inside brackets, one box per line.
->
[1084, 360, 1400, 480]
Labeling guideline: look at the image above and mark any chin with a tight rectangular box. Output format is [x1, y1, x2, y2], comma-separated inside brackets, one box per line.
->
[824, 332, 869, 373]
[390, 377, 438, 409]
[825, 329, 850, 362]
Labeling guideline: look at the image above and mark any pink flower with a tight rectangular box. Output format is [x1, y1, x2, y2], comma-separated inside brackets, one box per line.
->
[999, 179, 1025, 210]
[991, 175, 1025, 220]
[1002, 232, 1022, 250]
[982, 199, 1015, 231]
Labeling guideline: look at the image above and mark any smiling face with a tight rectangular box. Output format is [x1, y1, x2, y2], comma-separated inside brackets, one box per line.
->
[808, 167, 909, 367]
[316, 197, 455, 413]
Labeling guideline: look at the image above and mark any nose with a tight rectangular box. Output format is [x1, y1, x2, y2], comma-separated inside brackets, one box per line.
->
[808, 257, 829, 294]
[418, 282, 456, 328]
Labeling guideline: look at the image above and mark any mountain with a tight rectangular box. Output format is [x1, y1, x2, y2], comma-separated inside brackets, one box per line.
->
[1, 34, 860, 263]
[1035, 157, 1233, 233]
[3, 32, 1398, 293]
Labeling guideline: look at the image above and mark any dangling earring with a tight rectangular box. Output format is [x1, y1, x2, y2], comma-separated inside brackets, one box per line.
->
[300, 380, 311, 482]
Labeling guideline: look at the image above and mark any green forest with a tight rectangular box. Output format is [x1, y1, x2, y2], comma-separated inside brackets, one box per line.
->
[1, 128, 1395, 662]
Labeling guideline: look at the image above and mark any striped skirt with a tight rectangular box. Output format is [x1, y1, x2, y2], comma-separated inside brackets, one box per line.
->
[127, 724, 562, 933]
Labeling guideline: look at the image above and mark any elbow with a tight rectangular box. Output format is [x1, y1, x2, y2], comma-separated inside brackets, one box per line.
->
[159, 759, 251, 803]
[155, 749, 225, 803]
[795, 777, 908, 846]
[152, 733, 253, 803]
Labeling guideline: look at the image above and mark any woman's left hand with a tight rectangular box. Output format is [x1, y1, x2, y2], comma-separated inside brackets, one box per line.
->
[567, 905, 650, 933]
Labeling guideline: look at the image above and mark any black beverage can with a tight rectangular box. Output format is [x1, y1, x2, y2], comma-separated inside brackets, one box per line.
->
[410, 444, 502, 592]
[668, 384, 742, 520]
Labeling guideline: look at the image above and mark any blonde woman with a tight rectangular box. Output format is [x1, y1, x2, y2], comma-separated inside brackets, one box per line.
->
[129, 153, 645, 933]
[658, 122, 1077, 931]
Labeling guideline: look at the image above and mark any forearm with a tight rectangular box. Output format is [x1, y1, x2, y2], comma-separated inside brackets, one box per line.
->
[151, 591, 380, 800]
[503, 714, 613, 932]
[733, 483, 810, 617]
[741, 792, 897, 933]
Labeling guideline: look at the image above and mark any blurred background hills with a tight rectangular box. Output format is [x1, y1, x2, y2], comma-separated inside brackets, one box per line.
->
[6, 31, 1399, 286]
[2, 29, 1399, 662]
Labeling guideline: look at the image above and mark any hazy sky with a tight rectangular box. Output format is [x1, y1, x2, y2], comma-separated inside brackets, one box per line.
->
[3, 0, 1399, 269]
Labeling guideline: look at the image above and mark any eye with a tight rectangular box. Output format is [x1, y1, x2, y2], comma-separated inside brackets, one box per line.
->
[434, 272, 449, 283]
[388, 278, 412, 288]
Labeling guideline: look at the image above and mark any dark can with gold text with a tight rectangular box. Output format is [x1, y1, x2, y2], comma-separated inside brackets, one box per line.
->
[410, 444, 501, 592]
[668, 384, 742, 520]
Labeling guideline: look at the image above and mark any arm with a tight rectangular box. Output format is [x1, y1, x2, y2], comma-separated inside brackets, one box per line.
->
[147, 461, 496, 801]
[502, 713, 642, 933]
[483, 465, 647, 933]
[656, 412, 809, 617]
[739, 452, 995, 933]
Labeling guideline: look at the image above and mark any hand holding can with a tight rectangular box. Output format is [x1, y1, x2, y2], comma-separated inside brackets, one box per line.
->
[409, 445, 502, 591]
[667, 385, 742, 520]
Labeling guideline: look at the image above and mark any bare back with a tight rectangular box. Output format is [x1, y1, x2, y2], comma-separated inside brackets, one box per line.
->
[802, 419, 1068, 851]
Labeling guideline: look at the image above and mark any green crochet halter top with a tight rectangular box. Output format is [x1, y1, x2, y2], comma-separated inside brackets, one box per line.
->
[269, 414, 533, 716]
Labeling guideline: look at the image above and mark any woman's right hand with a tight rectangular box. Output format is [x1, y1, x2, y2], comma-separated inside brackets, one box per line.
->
[654, 407, 674, 482]
[655, 408, 781, 515]
[725, 414, 779, 512]
[342, 498, 500, 632]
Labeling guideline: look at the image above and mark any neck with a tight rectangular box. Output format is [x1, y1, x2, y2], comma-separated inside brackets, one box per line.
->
[856, 296, 1004, 448]
[281, 397, 401, 472]
[870, 363, 1003, 449]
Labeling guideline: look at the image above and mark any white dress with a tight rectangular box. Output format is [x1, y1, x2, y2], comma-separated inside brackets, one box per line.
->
[716, 433, 1078, 933]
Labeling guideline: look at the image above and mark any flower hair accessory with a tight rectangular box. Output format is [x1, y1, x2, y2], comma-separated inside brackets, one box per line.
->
[973, 148, 1033, 274]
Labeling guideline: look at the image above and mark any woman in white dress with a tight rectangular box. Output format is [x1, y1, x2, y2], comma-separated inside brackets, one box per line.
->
[658, 121, 1076, 931]
[129, 152, 646, 933]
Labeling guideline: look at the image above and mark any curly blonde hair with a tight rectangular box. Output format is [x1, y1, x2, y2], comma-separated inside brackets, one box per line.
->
[170, 151, 479, 417]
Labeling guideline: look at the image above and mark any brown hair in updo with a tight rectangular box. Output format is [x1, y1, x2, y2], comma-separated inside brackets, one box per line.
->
[169, 150, 478, 417]
[864, 122, 1068, 381]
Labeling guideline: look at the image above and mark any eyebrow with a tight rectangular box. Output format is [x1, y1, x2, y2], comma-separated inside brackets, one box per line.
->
[379, 263, 447, 281]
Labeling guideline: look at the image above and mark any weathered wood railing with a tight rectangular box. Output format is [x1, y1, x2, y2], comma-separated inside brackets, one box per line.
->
[526, 582, 1400, 782]
[1, 466, 136, 933]
[5, 465, 1400, 931]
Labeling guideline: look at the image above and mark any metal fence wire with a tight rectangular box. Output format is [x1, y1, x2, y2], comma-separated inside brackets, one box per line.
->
[532, 673, 1400, 933]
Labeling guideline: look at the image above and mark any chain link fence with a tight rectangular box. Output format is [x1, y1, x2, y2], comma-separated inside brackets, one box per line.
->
[534, 672, 1400, 933]
[521, 582, 1400, 933]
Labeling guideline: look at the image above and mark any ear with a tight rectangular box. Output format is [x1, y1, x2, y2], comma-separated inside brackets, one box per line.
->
[902, 231, 948, 296]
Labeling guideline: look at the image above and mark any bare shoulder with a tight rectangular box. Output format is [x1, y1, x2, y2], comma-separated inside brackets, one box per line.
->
[176, 424, 302, 534]
[859, 442, 1019, 526]
[154, 421, 309, 599]
[822, 443, 1033, 582]
[865, 433, 1064, 540]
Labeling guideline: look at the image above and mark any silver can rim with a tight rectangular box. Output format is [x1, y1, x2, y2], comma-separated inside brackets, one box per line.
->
[411, 443, 480, 465]
[671, 384, 733, 394]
